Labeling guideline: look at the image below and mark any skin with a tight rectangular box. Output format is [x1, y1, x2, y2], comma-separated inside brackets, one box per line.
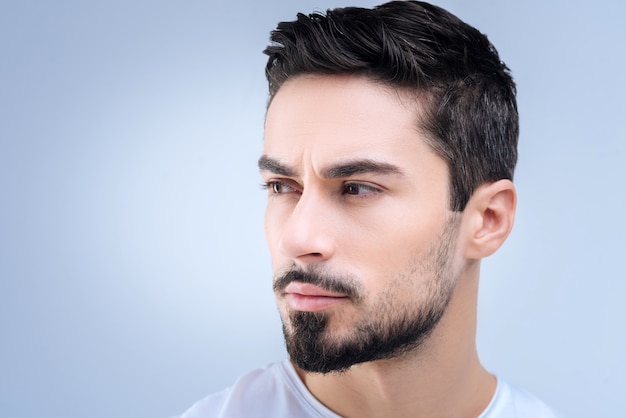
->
[260, 74, 517, 418]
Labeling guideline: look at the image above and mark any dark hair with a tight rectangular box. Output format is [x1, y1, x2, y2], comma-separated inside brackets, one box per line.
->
[263, 1, 518, 211]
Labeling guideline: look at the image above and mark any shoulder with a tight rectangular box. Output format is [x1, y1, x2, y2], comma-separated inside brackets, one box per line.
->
[177, 360, 339, 418]
[480, 377, 564, 418]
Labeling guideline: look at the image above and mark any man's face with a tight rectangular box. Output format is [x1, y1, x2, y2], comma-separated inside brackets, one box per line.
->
[260, 75, 464, 373]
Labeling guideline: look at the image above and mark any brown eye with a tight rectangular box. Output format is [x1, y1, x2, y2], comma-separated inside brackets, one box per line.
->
[344, 183, 360, 195]
[265, 181, 297, 195]
[342, 182, 379, 196]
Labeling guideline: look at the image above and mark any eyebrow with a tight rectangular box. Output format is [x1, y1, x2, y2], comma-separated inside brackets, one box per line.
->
[322, 159, 403, 178]
[258, 155, 404, 179]
[258, 155, 296, 176]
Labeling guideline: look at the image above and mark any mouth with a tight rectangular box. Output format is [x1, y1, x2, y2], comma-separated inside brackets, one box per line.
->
[283, 281, 350, 312]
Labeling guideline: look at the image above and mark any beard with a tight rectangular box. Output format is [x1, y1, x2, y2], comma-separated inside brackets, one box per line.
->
[273, 213, 462, 374]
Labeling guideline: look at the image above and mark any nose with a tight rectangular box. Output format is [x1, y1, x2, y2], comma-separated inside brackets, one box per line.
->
[276, 190, 336, 265]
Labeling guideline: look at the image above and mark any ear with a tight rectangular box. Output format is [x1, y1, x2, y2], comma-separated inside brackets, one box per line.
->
[463, 179, 516, 259]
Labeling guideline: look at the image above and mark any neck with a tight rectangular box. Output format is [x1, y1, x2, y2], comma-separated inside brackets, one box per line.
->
[294, 261, 495, 418]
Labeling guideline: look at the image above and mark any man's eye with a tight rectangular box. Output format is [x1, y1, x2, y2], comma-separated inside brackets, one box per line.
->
[342, 183, 380, 196]
[264, 181, 295, 194]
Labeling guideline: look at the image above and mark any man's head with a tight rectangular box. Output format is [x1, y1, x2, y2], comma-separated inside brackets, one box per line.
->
[260, 1, 517, 374]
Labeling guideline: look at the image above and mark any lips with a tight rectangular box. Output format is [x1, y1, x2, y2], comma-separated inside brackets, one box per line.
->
[283, 282, 349, 312]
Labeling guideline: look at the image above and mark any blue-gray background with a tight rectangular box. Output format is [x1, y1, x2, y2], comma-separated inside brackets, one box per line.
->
[1, 1, 624, 417]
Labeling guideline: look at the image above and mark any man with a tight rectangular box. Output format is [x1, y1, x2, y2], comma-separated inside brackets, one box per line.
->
[180, 1, 560, 416]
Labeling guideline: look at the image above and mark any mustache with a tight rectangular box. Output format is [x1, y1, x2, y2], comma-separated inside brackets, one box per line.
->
[273, 268, 361, 299]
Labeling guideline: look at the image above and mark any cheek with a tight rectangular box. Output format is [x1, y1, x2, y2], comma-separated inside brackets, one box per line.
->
[341, 214, 448, 291]
[264, 206, 286, 264]
[347, 213, 442, 263]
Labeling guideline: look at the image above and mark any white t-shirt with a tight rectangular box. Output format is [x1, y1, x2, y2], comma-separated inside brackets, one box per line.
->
[178, 360, 561, 417]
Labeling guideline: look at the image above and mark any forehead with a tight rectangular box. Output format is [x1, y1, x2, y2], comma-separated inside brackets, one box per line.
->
[263, 75, 442, 177]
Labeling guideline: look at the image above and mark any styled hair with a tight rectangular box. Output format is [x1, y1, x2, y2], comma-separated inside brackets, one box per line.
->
[263, 0, 518, 211]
